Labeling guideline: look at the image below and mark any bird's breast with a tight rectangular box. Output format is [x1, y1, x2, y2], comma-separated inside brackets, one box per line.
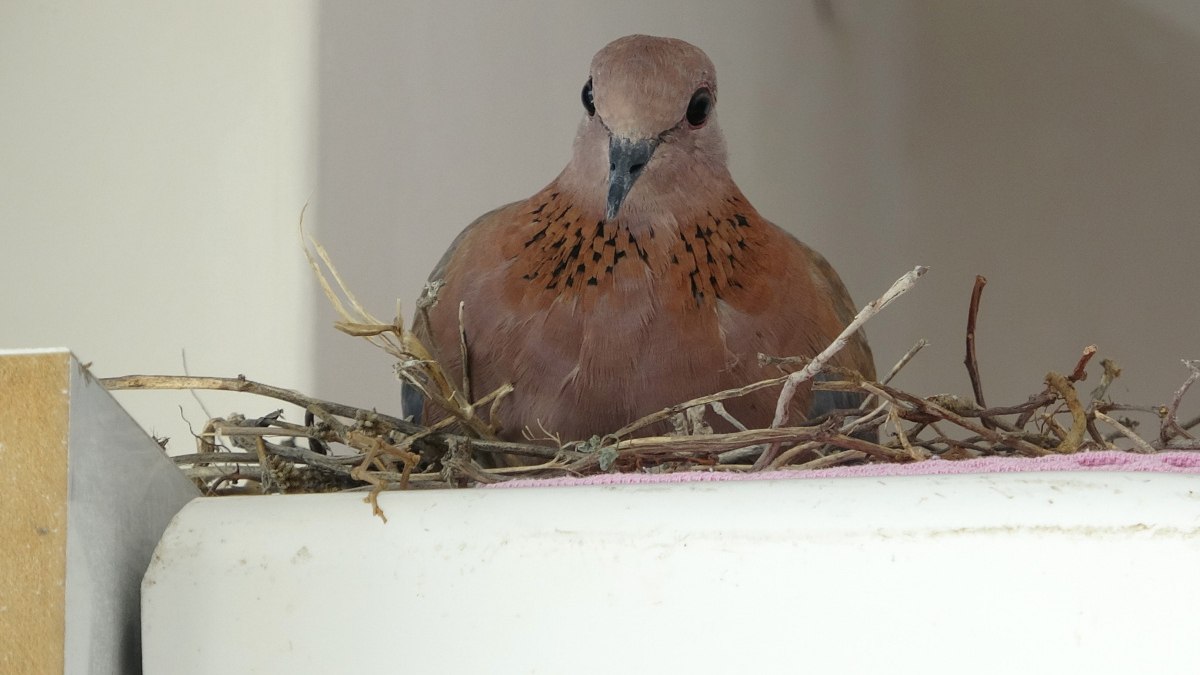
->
[504, 191, 769, 312]
[426, 188, 802, 439]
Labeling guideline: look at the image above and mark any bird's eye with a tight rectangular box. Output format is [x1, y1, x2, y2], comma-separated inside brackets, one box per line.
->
[582, 78, 595, 117]
[686, 88, 713, 128]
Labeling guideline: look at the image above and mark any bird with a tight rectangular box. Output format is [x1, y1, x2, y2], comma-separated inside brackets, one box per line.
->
[405, 34, 874, 447]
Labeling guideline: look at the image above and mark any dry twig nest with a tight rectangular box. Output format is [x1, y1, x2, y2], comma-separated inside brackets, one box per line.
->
[101, 232, 1200, 518]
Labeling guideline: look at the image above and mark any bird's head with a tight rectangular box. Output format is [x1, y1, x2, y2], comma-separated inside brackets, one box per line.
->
[569, 35, 728, 222]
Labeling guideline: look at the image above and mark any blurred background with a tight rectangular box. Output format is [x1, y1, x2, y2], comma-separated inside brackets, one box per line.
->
[3, 1, 1198, 450]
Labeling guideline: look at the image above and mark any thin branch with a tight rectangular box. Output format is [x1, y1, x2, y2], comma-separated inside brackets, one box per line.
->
[790, 449, 865, 471]
[964, 275, 991, 427]
[608, 375, 789, 440]
[1044, 372, 1085, 453]
[1095, 411, 1156, 453]
[770, 265, 928, 430]
[172, 452, 260, 464]
[1069, 345, 1098, 383]
[862, 382, 1050, 457]
[101, 374, 423, 434]
[846, 339, 928, 416]
[880, 339, 928, 388]
[1161, 359, 1200, 447]
[709, 401, 749, 432]
[757, 265, 928, 469]
[101, 374, 556, 464]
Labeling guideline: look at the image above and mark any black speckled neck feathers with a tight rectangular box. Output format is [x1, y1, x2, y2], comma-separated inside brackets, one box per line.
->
[509, 186, 767, 309]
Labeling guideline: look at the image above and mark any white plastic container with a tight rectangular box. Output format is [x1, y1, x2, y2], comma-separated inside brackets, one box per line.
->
[142, 471, 1200, 674]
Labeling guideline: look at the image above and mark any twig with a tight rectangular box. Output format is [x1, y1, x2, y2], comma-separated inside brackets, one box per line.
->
[602, 426, 826, 455]
[709, 401, 749, 432]
[1098, 403, 1166, 415]
[339, 317, 499, 440]
[1094, 411, 1155, 453]
[762, 441, 820, 468]
[1161, 359, 1200, 447]
[890, 405, 927, 460]
[766, 403, 901, 467]
[1090, 358, 1122, 401]
[840, 399, 891, 438]
[101, 374, 423, 434]
[1069, 345, 1098, 383]
[789, 449, 866, 471]
[1012, 346, 1097, 428]
[770, 265, 927, 429]
[757, 265, 928, 469]
[102, 374, 557, 465]
[608, 375, 789, 439]
[262, 437, 377, 476]
[254, 437, 277, 493]
[205, 471, 260, 494]
[880, 339, 928, 388]
[768, 430, 905, 468]
[847, 339, 928, 415]
[964, 275, 991, 428]
[442, 437, 508, 485]
[302, 222, 502, 441]
[1085, 410, 1111, 448]
[202, 425, 315, 438]
[862, 382, 1050, 457]
[173, 452, 260, 465]
[1044, 372, 1085, 453]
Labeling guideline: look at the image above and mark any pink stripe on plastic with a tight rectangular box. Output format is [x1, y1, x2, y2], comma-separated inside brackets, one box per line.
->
[487, 451, 1200, 489]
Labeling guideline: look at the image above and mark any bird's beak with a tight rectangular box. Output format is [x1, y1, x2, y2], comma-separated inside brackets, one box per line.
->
[606, 136, 658, 221]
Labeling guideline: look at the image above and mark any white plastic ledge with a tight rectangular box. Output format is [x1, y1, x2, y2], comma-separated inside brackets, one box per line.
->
[143, 472, 1200, 674]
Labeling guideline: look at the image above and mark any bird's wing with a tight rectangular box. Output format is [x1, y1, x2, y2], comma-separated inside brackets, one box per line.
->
[713, 215, 875, 423]
[402, 202, 520, 422]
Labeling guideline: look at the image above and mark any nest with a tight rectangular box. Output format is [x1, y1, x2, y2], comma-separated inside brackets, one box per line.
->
[101, 232, 1200, 519]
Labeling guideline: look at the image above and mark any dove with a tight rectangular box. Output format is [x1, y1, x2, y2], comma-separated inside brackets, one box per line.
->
[405, 34, 875, 445]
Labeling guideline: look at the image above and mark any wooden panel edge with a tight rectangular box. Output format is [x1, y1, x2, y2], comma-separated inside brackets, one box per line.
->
[0, 351, 70, 673]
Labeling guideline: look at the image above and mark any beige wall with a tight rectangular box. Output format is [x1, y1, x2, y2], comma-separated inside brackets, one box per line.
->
[2, 1, 1197, 446]
[890, 0, 1200, 409]
[1, 2, 318, 447]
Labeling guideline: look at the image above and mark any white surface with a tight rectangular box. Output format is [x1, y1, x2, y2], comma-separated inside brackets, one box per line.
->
[65, 353, 201, 673]
[144, 472, 1200, 674]
[0, 347, 74, 356]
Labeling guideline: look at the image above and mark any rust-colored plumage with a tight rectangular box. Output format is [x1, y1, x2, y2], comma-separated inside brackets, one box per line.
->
[409, 35, 874, 442]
